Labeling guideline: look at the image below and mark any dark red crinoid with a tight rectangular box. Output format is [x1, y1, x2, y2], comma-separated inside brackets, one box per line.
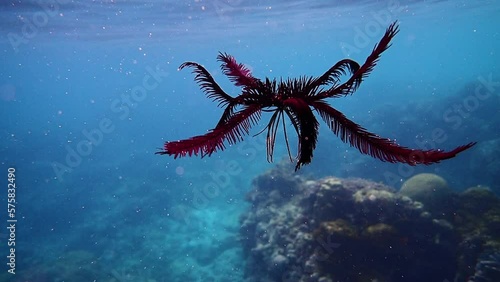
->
[156, 22, 475, 170]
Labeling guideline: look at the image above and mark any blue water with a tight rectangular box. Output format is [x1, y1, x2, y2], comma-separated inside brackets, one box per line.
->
[0, 0, 499, 281]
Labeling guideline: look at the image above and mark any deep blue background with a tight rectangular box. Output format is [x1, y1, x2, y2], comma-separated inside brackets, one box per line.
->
[0, 0, 499, 281]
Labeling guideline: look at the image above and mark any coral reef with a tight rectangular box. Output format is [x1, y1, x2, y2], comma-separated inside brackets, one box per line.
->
[468, 252, 500, 282]
[453, 186, 500, 281]
[240, 164, 500, 282]
[240, 164, 458, 281]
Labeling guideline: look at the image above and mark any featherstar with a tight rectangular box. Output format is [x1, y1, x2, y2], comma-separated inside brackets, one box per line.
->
[157, 22, 475, 171]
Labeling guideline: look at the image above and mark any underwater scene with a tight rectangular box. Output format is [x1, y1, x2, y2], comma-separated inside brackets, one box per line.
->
[0, 0, 499, 281]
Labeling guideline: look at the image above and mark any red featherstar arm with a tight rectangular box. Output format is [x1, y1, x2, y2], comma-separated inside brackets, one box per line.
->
[311, 101, 476, 165]
[318, 21, 400, 99]
[283, 98, 320, 171]
[179, 61, 234, 107]
[214, 94, 253, 129]
[156, 104, 262, 158]
[217, 52, 260, 88]
[215, 101, 238, 129]
[307, 59, 360, 96]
